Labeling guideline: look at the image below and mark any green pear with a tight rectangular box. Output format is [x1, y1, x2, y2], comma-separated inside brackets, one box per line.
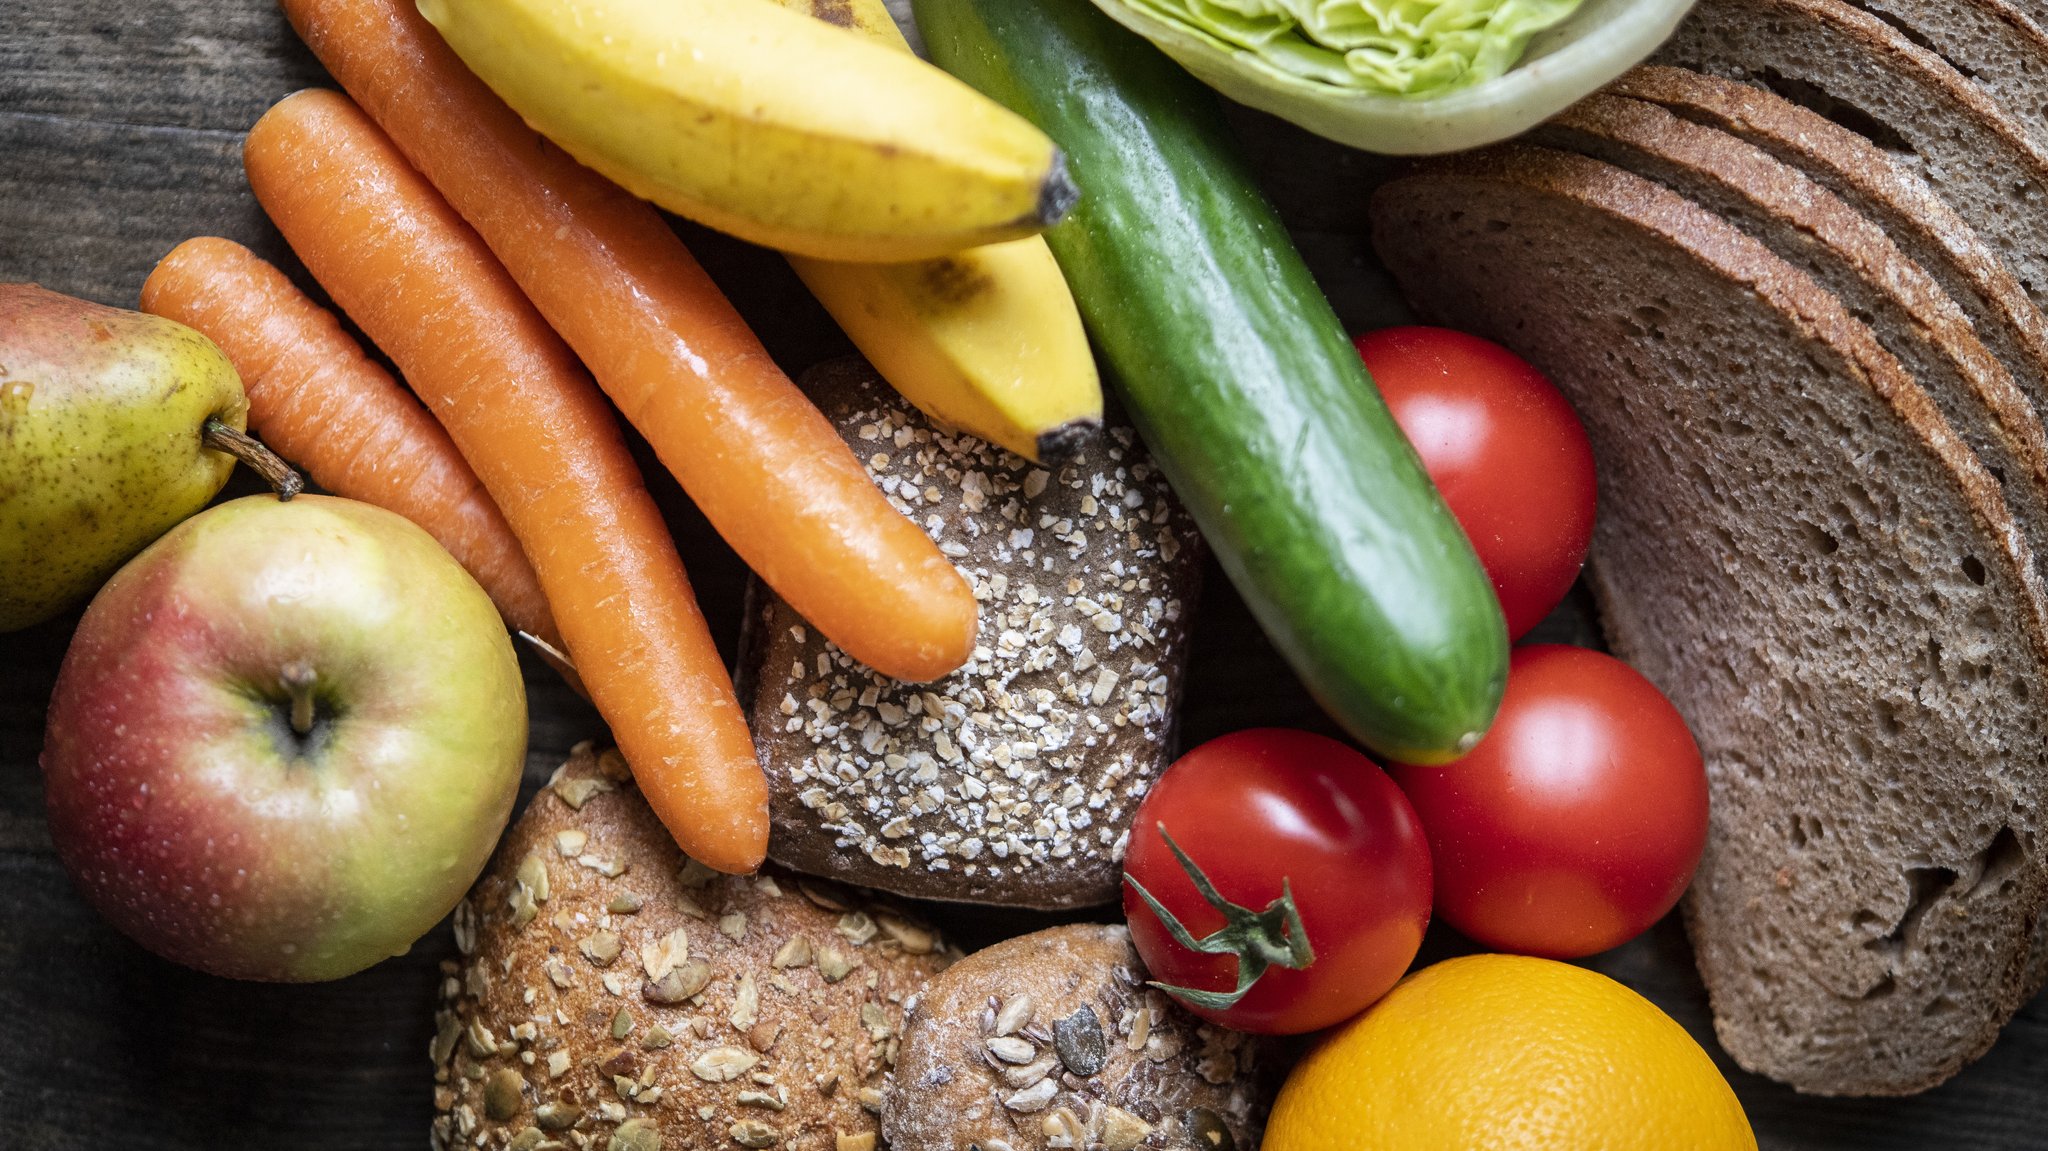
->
[0, 283, 251, 632]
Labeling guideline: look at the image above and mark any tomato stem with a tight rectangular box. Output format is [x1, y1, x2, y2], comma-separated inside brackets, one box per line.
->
[1123, 822, 1315, 1011]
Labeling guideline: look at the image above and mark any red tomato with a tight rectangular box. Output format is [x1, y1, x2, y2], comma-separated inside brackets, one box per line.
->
[1356, 326, 1597, 640]
[1389, 645, 1707, 959]
[1122, 728, 1433, 1034]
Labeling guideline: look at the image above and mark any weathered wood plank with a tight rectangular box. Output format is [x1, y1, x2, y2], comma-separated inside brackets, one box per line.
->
[0, 111, 287, 306]
[0, 4, 322, 134]
[0, 849, 441, 1145]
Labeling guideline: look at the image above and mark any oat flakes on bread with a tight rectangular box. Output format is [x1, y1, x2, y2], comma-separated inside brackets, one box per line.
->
[1372, 146, 2048, 1096]
[1659, 0, 2048, 304]
[738, 357, 1203, 910]
[883, 924, 1268, 1151]
[429, 744, 955, 1151]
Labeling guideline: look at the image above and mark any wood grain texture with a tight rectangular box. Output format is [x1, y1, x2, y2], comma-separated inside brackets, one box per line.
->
[0, 4, 323, 132]
[5, 0, 2048, 1145]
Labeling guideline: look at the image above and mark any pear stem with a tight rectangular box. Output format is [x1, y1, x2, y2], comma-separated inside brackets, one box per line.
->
[202, 419, 304, 501]
[280, 661, 318, 736]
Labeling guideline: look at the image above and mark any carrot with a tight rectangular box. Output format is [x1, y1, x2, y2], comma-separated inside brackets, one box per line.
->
[244, 89, 767, 873]
[279, 0, 979, 684]
[138, 236, 579, 686]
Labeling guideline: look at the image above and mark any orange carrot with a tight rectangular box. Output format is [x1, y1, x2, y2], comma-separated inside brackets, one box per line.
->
[281, 0, 979, 684]
[139, 236, 576, 682]
[244, 89, 766, 873]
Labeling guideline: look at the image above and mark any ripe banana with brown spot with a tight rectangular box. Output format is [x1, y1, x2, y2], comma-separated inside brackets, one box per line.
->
[773, 0, 1103, 462]
[417, 0, 1076, 263]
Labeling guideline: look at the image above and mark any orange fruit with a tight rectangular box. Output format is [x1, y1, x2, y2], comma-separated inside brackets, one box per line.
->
[1265, 953, 1755, 1151]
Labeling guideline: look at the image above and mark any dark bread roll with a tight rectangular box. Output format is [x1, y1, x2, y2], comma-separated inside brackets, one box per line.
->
[738, 357, 1204, 909]
[430, 744, 955, 1151]
[883, 924, 1269, 1151]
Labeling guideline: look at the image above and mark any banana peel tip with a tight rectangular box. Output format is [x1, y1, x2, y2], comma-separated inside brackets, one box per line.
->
[1035, 151, 1080, 226]
[1035, 416, 1101, 462]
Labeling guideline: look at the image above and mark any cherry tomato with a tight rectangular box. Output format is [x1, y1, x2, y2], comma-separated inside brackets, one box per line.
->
[1122, 728, 1433, 1034]
[1356, 326, 1597, 640]
[1388, 645, 1707, 959]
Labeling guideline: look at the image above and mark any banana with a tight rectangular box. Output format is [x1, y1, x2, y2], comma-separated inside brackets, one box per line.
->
[775, 0, 1103, 462]
[792, 240, 1102, 460]
[416, 0, 1076, 263]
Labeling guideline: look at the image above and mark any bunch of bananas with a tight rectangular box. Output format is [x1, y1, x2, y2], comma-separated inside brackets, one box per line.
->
[420, 0, 1102, 461]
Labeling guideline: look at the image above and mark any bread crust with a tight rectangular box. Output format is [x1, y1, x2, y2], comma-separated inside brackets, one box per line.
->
[429, 745, 956, 1151]
[1659, 0, 2048, 303]
[1532, 91, 2048, 591]
[1846, 0, 2048, 148]
[1372, 146, 2048, 1095]
[1609, 65, 2048, 418]
[739, 358, 1203, 910]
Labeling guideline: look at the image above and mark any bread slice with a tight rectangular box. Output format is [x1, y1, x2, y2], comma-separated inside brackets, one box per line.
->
[1371, 146, 2048, 1095]
[1658, 0, 2048, 304]
[1529, 93, 2048, 590]
[1843, 0, 2048, 148]
[2009, 0, 2048, 34]
[1609, 65, 2048, 428]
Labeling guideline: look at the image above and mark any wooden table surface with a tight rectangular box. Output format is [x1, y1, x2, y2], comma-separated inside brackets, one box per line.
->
[6, 2, 2048, 1146]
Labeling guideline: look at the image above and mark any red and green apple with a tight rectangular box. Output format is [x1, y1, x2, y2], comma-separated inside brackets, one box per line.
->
[40, 493, 528, 981]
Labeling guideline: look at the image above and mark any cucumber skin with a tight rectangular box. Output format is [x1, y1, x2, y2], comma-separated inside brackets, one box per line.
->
[914, 0, 1507, 763]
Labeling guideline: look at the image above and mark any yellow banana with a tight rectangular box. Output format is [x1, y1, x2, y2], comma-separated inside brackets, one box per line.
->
[416, 0, 1075, 263]
[775, 0, 1103, 462]
[792, 240, 1102, 460]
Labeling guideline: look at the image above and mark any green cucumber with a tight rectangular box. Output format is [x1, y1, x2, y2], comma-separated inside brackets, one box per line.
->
[913, 0, 1507, 763]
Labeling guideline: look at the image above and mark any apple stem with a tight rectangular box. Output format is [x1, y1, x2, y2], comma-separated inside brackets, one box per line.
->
[281, 661, 318, 736]
[202, 419, 305, 501]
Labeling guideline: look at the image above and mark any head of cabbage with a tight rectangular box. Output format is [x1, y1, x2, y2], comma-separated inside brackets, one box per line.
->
[1122, 0, 1584, 96]
[1091, 0, 1696, 153]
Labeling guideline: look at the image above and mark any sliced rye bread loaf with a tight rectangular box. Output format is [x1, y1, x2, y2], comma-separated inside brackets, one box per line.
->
[1529, 92, 2048, 591]
[1371, 146, 2048, 1096]
[1843, 0, 2048, 148]
[1608, 65, 2048, 424]
[1658, 0, 2048, 304]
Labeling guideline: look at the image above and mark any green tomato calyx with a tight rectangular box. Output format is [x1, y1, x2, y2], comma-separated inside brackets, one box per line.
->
[1123, 822, 1315, 1010]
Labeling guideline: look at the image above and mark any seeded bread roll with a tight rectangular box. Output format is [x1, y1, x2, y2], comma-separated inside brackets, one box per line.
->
[739, 357, 1203, 909]
[430, 744, 955, 1151]
[883, 924, 1269, 1151]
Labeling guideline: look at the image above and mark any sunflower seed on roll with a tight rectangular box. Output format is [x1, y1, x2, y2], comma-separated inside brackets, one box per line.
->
[738, 357, 1204, 909]
[429, 743, 955, 1151]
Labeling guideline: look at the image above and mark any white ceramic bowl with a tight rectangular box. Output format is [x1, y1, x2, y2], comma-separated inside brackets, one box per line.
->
[1092, 0, 1699, 155]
